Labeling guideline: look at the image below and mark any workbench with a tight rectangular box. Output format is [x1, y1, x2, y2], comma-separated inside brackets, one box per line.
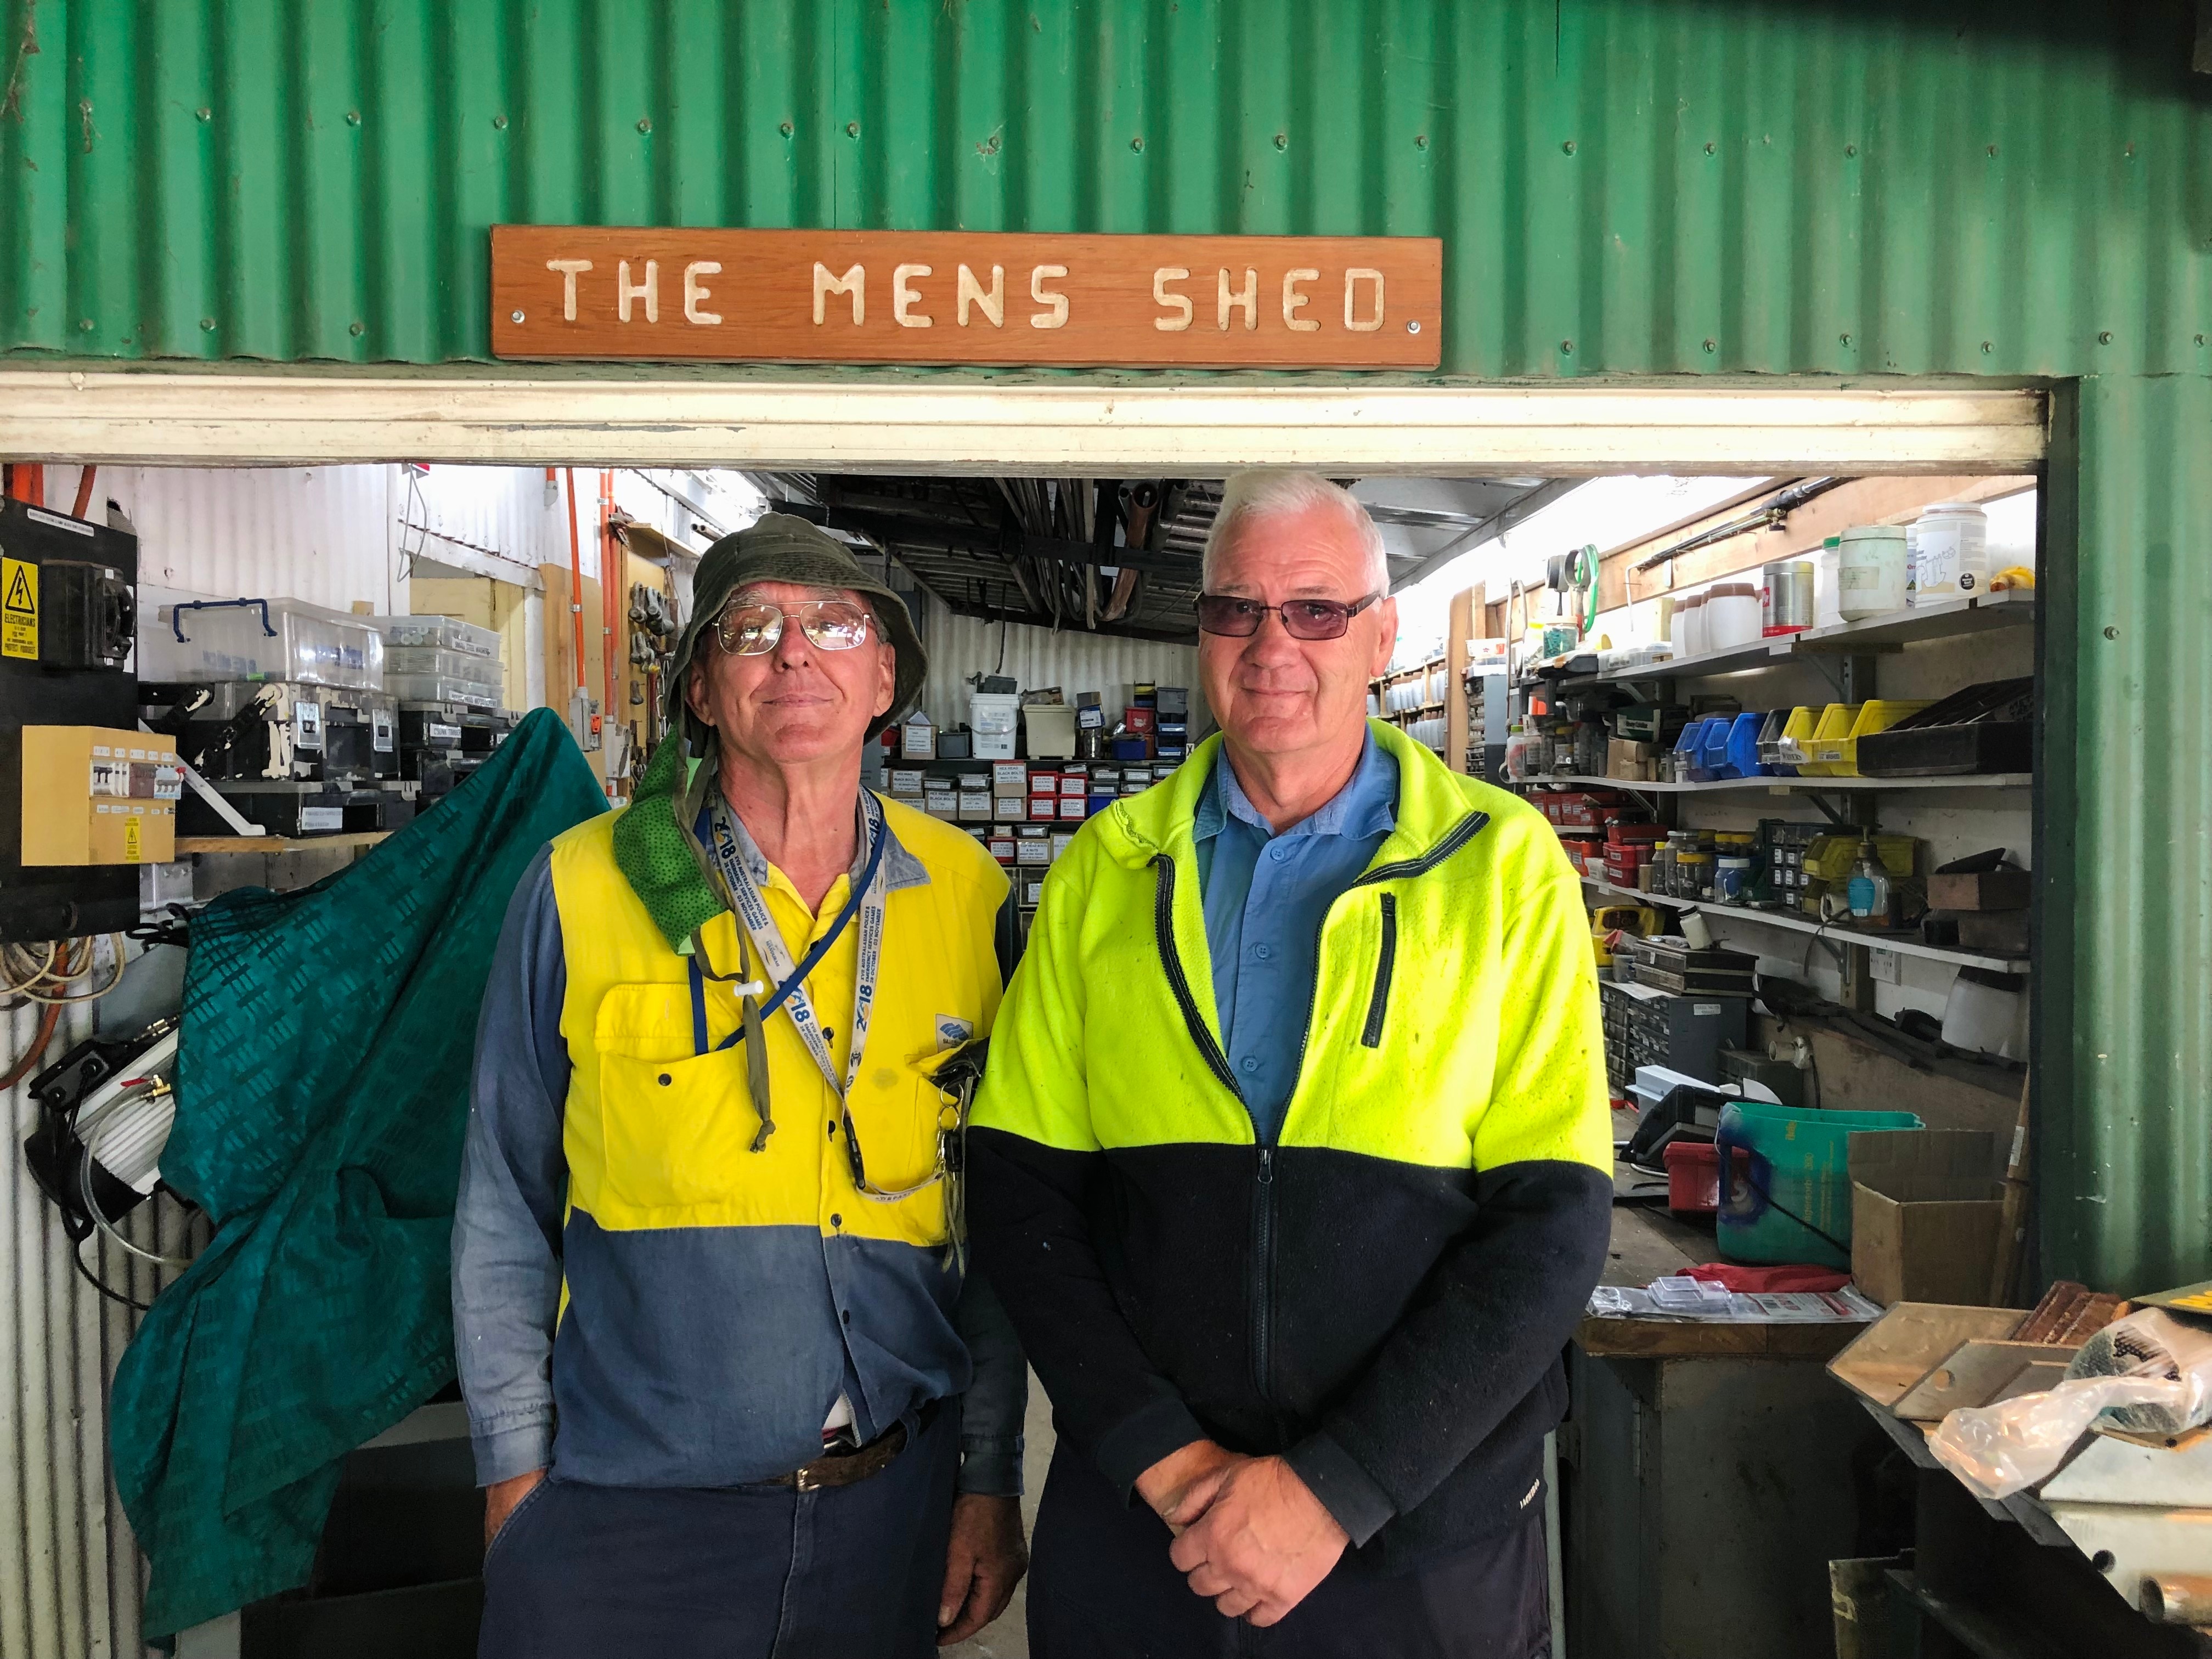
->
[1561, 1201, 1882, 1659]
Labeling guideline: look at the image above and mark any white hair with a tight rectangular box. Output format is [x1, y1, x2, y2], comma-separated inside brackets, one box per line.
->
[1200, 471, 1390, 596]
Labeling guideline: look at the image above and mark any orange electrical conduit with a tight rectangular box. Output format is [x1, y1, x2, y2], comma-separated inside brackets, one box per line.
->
[71, 465, 98, 519]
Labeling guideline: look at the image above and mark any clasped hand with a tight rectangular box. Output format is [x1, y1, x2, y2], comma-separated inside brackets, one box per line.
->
[1133, 1441, 1348, 1627]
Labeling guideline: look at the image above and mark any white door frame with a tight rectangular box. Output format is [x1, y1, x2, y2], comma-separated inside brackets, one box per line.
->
[0, 371, 2045, 475]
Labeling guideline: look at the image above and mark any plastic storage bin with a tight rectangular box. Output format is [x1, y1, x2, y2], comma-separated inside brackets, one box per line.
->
[371, 614, 500, 658]
[969, 693, 1020, 760]
[383, 646, 501, 684]
[1022, 704, 1077, 760]
[1714, 1099, 1922, 1267]
[1723, 712, 1767, 778]
[1799, 703, 1865, 776]
[1855, 677, 2034, 777]
[387, 674, 501, 708]
[140, 596, 386, 689]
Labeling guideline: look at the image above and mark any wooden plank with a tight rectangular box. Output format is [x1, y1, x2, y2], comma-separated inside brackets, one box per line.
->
[177, 832, 390, 855]
[1443, 586, 1475, 774]
[1575, 1314, 1863, 1361]
[491, 227, 1443, 370]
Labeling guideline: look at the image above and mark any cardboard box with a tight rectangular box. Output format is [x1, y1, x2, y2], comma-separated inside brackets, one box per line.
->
[1051, 832, 1077, 860]
[957, 795, 992, 821]
[1927, 869, 2033, 912]
[888, 768, 925, 794]
[21, 726, 180, 866]
[1848, 1130, 2004, 1307]
[991, 761, 1028, 791]
[993, 797, 1026, 822]
[900, 710, 935, 760]
[923, 787, 958, 821]
[1022, 876, 1047, 906]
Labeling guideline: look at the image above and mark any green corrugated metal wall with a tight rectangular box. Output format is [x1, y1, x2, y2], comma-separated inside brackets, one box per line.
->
[0, 0, 2205, 1291]
[2, 0, 2208, 376]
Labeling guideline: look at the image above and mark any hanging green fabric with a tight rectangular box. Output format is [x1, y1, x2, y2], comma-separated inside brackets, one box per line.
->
[110, 709, 608, 1640]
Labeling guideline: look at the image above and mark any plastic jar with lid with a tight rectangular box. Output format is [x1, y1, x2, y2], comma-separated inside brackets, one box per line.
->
[1674, 849, 1714, 899]
[1815, 535, 1845, 627]
[1913, 501, 1990, 598]
[1705, 582, 1763, 650]
[1677, 592, 1708, 657]
[1838, 524, 1909, 619]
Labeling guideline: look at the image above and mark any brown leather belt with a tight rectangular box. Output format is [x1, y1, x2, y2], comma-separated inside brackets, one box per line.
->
[768, 1400, 937, 1493]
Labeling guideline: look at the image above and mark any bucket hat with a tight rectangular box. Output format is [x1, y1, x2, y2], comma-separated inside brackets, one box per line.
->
[667, 512, 926, 749]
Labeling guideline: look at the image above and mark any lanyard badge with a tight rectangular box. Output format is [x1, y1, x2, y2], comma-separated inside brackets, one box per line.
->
[694, 794, 947, 1208]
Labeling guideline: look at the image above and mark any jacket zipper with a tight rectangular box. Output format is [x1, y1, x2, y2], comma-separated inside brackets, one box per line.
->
[1361, 893, 1398, 1048]
[1147, 811, 1488, 1419]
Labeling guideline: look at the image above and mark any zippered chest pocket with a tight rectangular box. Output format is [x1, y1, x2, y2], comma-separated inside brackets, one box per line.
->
[1360, 893, 1398, 1048]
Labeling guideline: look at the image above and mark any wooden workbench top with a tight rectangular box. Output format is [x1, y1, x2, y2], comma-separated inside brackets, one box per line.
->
[1575, 1201, 1865, 1362]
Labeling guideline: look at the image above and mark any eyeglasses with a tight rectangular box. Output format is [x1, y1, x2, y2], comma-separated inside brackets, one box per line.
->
[713, 597, 873, 656]
[1194, 592, 1381, 641]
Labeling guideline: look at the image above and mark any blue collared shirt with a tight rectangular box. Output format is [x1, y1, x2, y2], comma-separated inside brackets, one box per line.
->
[1193, 731, 1399, 1143]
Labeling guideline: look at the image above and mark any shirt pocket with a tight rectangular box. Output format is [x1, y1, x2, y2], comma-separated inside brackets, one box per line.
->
[591, 982, 773, 1217]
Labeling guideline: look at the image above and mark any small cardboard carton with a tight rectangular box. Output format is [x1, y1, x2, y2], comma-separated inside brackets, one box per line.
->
[1849, 1130, 2003, 1307]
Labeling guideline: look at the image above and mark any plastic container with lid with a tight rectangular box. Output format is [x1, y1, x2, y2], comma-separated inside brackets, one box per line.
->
[388, 673, 500, 708]
[1677, 592, 1707, 658]
[1705, 582, 1763, 651]
[969, 692, 1021, 760]
[384, 645, 502, 685]
[1913, 501, 1990, 598]
[139, 596, 387, 689]
[1837, 525, 1908, 620]
[1814, 535, 1845, 628]
[371, 614, 500, 658]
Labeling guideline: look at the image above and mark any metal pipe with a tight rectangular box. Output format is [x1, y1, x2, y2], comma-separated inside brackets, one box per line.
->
[1628, 477, 1848, 574]
[600, 469, 619, 771]
[563, 469, 588, 690]
[70, 466, 97, 520]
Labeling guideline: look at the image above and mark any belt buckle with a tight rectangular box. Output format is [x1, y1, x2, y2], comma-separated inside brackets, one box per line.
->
[793, 1463, 826, 1494]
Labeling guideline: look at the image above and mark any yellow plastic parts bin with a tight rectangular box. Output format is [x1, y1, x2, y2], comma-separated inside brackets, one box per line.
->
[1776, 706, 1819, 773]
[1800, 703, 1864, 776]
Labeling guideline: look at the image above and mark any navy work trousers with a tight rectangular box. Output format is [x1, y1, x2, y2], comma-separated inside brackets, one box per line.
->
[477, 1404, 959, 1659]
[1028, 1441, 1551, 1659]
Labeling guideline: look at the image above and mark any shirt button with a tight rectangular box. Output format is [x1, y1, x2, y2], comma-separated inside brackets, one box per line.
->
[842, 1310, 851, 1325]
[1270, 844, 1293, 863]
[657, 1073, 672, 1086]
[822, 1027, 835, 1043]
[1254, 943, 1272, 961]
[828, 1121, 838, 1137]
[830, 1213, 843, 1228]
[1240, 1056, 1260, 1074]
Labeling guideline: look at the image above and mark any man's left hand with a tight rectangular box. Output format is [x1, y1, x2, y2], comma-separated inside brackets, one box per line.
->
[938, 1492, 1028, 1645]
[1166, 1455, 1348, 1627]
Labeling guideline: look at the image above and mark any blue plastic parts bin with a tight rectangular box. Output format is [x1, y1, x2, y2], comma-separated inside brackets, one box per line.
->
[1699, 718, 1733, 780]
[1677, 716, 1717, 781]
[1723, 711, 1767, 778]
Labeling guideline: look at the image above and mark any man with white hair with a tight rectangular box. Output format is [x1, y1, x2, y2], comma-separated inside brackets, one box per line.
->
[969, 471, 1612, 1656]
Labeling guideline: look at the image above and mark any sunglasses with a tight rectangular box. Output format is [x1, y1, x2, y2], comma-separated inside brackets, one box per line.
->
[1194, 591, 1382, 641]
[713, 597, 873, 656]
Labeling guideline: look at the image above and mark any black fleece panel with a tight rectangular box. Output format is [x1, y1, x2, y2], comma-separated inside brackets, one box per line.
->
[969, 1125, 1613, 1558]
[966, 1127, 1206, 1494]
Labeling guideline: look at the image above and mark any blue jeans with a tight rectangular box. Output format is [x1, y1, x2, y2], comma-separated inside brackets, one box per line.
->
[478, 1404, 959, 1659]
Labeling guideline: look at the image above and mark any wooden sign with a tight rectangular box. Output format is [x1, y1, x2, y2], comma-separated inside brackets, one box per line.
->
[490, 227, 1441, 369]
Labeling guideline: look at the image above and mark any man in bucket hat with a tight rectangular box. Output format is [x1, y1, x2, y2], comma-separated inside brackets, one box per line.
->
[454, 514, 1030, 1657]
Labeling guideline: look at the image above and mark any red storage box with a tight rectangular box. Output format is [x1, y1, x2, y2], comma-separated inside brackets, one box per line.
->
[1663, 1140, 1751, 1215]
[1606, 822, 1669, 847]
[1124, 707, 1157, 733]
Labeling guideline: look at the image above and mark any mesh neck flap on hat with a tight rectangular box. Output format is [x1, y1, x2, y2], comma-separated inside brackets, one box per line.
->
[612, 736, 725, 951]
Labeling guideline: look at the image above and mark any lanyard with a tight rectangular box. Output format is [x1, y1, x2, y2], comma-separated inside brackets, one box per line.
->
[695, 793, 887, 1107]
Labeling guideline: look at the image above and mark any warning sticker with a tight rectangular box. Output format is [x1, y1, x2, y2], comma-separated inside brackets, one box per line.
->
[1, 556, 36, 661]
[123, 816, 143, 862]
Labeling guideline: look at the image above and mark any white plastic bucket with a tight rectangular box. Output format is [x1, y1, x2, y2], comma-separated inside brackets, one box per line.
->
[1837, 525, 1908, 620]
[1914, 502, 1990, 599]
[1705, 583, 1763, 650]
